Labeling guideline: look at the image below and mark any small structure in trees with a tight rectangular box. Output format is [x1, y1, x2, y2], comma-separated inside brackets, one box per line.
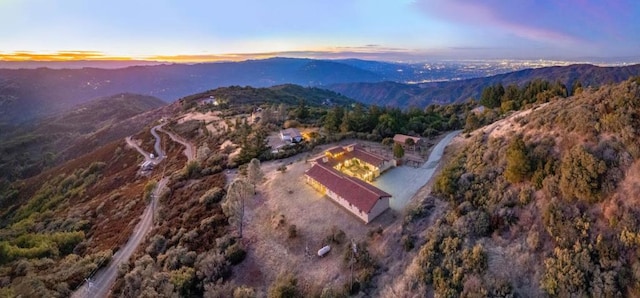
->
[393, 134, 424, 151]
[280, 128, 303, 143]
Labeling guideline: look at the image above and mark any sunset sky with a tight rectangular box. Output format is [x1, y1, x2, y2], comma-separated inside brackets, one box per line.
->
[1, 0, 638, 62]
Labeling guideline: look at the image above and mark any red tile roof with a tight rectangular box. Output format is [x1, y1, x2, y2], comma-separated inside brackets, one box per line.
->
[305, 163, 391, 213]
[346, 147, 385, 167]
[393, 134, 422, 144]
[326, 146, 344, 156]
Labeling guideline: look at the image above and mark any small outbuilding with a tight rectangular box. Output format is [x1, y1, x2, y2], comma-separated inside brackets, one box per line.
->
[393, 134, 424, 151]
[280, 128, 303, 143]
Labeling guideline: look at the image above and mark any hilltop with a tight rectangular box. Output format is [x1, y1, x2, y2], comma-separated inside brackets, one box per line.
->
[384, 78, 640, 296]
[329, 63, 640, 107]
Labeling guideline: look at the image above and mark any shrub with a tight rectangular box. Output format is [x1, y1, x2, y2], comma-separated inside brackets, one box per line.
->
[199, 187, 226, 205]
[559, 145, 607, 202]
[268, 272, 300, 298]
[233, 286, 256, 298]
[288, 224, 298, 239]
[184, 161, 202, 180]
[225, 243, 246, 265]
[143, 179, 157, 202]
[170, 267, 197, 297]
[381, 137, 393, 146]
[402, 235, 415, 251]
[196, 251, 231, 283]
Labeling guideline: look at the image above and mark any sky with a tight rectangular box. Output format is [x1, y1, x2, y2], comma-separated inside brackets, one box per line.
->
[0, 0, 638, 62]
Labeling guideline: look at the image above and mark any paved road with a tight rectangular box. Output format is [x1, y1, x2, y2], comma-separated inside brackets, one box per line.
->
[150, 125, 166, 159]
[72, 126, 169, 298]
[72, 177, 168, 298]
[373, 130, 461, 211]
[157, 126, 195, 161]
[124, 136, 154, 163]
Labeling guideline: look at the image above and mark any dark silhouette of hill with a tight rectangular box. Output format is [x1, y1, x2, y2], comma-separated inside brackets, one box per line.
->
[328, 64, 640, 107]
[0, 93, 169, 181]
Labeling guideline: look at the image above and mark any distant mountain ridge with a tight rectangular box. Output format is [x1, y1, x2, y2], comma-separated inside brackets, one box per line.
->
[0, 58, 385, 124]
[2, 59, 640, 125]
[327, 64, 640, 107]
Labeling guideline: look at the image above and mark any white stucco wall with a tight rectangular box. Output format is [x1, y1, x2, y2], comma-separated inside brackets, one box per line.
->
[366, 197, 390, 223]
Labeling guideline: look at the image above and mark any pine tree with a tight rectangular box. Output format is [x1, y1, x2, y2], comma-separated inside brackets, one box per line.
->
[222, 178, 254, 238]
[505, 135, 531, 183]
[393, 143, 405, 158]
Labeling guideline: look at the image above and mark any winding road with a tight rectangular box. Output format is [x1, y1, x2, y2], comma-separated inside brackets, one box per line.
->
[72, 125, 171, 298]
[157, 126, 195, 161]
[150, 125, 166, 159]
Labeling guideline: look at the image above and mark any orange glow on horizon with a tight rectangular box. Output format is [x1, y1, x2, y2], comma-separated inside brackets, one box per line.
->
[0, 50, 291, 63]
[0, 46, 415, 63]
[0, 51, 139, 62]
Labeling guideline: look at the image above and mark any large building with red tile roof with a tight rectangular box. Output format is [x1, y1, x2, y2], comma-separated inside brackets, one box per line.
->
[304, 144, 395, 223]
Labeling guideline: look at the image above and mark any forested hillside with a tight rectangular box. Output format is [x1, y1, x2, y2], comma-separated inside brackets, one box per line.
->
[394, 78, 640, 296]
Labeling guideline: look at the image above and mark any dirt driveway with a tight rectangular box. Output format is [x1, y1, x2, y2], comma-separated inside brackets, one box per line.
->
[374, 130, 461, 211]
[231, 154, 397, 293]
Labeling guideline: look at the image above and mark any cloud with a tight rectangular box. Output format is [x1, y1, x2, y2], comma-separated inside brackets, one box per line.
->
[411, 0, 590, 45]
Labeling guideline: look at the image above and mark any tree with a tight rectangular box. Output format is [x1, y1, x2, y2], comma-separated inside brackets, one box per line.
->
[480, 84, 504, 108]
[277, 103, 287, 123]
[295, 99, 309, 120]
[323, 106, 344, 133]
[340, 111, 352, 133]
[247, 158, 264, 187]
[504, 135, 531, 183]
[393, 143, 405, 159]
[559, 145, 607, 203]
[464, 113, 481, 132]
[222, 178, 254, 238]
[405, 138, 416, 150]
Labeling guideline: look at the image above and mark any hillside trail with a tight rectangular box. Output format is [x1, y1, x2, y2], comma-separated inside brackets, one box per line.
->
[157, 125, 196, 161]
[72, 125, 169, 298]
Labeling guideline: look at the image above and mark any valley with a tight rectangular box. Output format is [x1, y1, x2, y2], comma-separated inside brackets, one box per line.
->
[1, 61, 640, 297]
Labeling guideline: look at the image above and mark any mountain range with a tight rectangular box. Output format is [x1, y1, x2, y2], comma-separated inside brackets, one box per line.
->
[0, 58, 386, 124]
[327, 63, 640, 107]
[0, 57, 565, 124]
